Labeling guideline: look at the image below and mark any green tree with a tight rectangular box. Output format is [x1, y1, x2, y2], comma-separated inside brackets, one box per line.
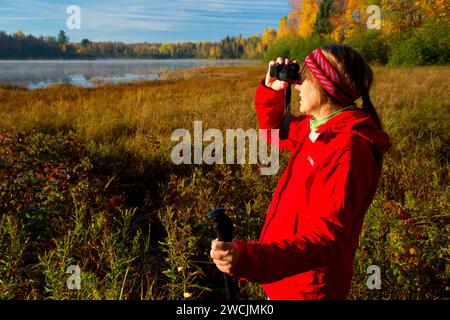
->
[57, 30, 69, 46]
[81, 38, 90, 48]
[314, 0, 334, 36]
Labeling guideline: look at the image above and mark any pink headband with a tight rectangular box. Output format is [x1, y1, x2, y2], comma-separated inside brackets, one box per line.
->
[304, 48, 358, 106]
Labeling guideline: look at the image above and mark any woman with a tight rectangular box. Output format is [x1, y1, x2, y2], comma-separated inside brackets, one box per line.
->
[210, 45, 391, 300]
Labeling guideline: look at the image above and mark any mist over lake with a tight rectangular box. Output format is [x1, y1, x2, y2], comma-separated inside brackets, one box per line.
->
[0, 59, 252, 89]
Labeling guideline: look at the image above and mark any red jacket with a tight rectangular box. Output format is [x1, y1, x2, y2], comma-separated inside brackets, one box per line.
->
[232, 80, 391, 300]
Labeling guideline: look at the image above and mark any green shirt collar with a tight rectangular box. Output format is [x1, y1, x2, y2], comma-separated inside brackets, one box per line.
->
[310, 104, 357, 133]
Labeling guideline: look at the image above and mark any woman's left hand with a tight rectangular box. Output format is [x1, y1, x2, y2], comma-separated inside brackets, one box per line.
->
[210, 239, 240, 275]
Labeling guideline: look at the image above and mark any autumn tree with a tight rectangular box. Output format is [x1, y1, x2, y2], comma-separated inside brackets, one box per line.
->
[380, 0, 435, 36]
[278, 16, 290, 38]
[297, 0, 319, 37]
[266, 0, 448, 65]
[262, 28, 277, 51]
[288, 0, 302, 33]
[328, 0, 370, 42]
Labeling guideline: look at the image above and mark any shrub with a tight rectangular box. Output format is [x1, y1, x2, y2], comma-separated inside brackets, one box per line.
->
[345, 30, 388, 64]
[389, 18, 450, 66]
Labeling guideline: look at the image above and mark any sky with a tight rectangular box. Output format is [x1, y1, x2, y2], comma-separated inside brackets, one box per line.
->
[0, 0, 289, 43]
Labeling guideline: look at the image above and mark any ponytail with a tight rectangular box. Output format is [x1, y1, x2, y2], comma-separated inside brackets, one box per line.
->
[315, 45, 384, 131]
[362, 95, 383, 130]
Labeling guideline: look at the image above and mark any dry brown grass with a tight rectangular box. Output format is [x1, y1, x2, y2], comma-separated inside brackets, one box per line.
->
[1, 63, 448, 147]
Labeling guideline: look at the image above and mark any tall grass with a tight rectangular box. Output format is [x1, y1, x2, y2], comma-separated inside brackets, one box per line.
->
[0, 63, 448, 299]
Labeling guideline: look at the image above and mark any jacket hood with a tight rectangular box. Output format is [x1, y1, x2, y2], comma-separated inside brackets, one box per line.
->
[314, 109, 391, 155]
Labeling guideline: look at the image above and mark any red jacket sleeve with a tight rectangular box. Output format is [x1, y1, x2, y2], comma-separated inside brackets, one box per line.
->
[232, 137, 379, 284]
[255, 78, 309, 152]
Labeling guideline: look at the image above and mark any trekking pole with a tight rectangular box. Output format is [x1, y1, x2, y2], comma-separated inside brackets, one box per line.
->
[208, 208, 239, 300]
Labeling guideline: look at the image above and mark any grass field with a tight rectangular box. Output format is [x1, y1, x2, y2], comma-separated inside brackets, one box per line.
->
[0, 63, 449, 299]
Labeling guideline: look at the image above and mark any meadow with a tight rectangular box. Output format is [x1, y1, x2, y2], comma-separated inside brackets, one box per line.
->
[0, 63, 448, 299]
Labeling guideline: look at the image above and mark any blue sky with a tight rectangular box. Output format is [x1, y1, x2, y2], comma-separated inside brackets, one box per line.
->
[0, 0, 289, 43]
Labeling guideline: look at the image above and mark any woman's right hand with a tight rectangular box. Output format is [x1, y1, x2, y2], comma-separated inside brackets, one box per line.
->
[265, 57, 292, 91]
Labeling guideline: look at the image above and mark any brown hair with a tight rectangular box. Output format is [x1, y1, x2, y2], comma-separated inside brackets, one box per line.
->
[300, 44, 383, 130]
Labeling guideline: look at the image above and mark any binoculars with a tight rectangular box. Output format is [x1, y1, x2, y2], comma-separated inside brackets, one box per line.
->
[269, 62, 301, 83]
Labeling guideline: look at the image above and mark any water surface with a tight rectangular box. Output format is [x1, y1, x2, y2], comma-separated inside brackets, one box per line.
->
[0, 59, 252, 89]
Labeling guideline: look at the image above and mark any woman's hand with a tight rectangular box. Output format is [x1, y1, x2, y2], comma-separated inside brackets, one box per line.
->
[265, 57, 297, 91]
[210, 239, 240, 275]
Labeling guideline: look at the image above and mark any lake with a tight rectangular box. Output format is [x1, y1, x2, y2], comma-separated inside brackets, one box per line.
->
[0, 59, 253, 90]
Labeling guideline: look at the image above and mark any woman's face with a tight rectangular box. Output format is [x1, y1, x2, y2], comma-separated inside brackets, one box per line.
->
[294, 79, 320, 115]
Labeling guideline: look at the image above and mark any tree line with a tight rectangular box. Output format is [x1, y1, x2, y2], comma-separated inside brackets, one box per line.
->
[2, 1, 448, 65]
[263, 0, 449, 66]
[0, 30, 264, 60]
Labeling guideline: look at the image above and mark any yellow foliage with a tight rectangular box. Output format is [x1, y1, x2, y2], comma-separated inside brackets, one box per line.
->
[288, 0, 302, 31]
[297, 0, 319, 37]
[330, 0, 369, 42]
[262, 28, 277, 46]
[282, 0, 449, 41]
[277, 16, 290, 38]
[380, 0, 449, 37]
